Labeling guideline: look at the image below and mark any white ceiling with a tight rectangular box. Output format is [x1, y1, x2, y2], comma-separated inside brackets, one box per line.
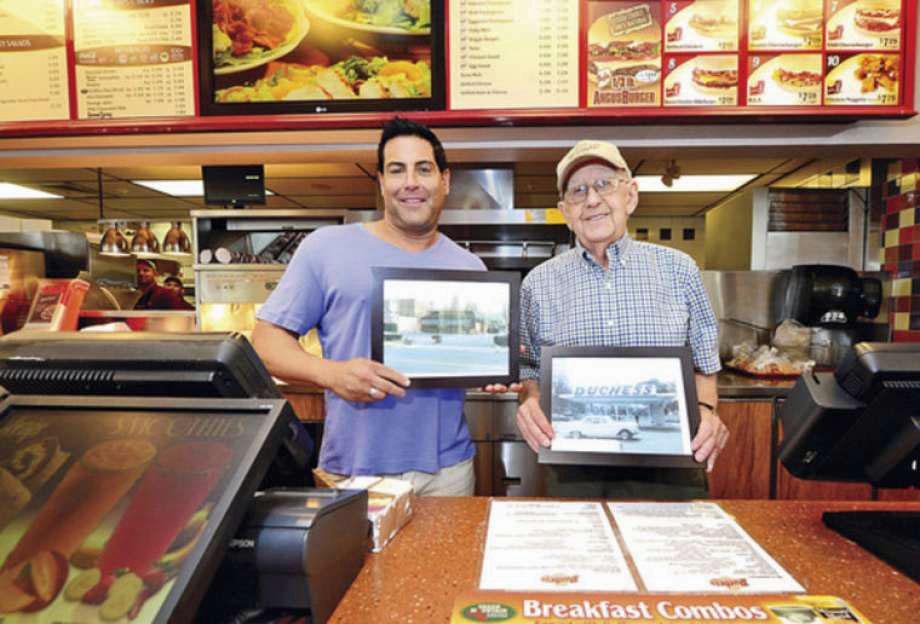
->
[0, 155, 827, 225]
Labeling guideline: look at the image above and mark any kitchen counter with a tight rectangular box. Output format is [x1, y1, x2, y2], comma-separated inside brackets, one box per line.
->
[329, 498, 920, 623]
[716, 370, 795, 399]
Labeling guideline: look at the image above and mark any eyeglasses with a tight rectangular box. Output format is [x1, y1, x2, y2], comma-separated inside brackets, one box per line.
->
[564, 177, 630, 204]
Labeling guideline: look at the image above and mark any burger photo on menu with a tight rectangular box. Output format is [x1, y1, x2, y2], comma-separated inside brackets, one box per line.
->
[747, 53, 823, 106]
[663, 54, 738, 106]
[665, 0, 739, 52]
[748, 0, 823, 50]
[202, 0, 440, 113]
[825, 52, 899, 105]
[827, 0, 901, 49]
[587, 1, 663, 107]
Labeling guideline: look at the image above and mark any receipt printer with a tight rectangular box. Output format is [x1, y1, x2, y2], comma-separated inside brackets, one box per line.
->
[210, 487, 368, 623]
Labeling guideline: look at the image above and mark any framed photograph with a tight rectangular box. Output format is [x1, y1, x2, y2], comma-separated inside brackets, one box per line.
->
[371, 267, 520, 388]
[199, 0, 445, 115]
[538, 346, 702, 468]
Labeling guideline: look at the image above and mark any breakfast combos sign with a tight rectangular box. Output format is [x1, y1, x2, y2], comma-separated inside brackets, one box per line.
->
[0, 410, 251, 622]
[451, 593, 873, 623]
[587, 1, 663, 107]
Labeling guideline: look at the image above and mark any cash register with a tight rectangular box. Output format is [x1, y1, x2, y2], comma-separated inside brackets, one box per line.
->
[0, 332, 368, 624]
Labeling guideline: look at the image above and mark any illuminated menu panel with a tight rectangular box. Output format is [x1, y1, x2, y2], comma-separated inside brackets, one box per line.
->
[449, 0, 578, 110]
[0, 0, 69, 122]
[587, 1, 663, 108]
[826, 0, 901, 51]
[73, 0, 195, 120]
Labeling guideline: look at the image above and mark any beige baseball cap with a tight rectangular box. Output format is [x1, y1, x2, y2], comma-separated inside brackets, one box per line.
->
[556, 140, 631, 193]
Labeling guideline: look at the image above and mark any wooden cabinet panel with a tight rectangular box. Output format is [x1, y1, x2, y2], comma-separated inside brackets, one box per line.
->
[282, 392, 324, 422]
[775, 420, 872, 500]
[707, 401, 773, 499]
[876, 488, 920, 501]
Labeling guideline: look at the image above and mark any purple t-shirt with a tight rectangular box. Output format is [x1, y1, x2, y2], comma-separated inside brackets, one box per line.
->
[257, 223, 485, 476]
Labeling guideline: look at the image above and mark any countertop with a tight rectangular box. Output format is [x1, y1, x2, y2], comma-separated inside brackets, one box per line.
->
[330, 498, 920, 623]
[278, 371, 796, 400]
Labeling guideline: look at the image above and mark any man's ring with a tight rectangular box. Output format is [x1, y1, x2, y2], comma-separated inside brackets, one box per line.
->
[368, 387, 380, 397]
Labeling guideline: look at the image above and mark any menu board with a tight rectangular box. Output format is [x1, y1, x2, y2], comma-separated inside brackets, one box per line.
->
[200, 0, 443, 114]
[0, 0, 70, 123]
[73, 0, 195, 120]
[587, 1, 663, 107]
[0, 0, 914, 130]
[449, 0, 578, 110]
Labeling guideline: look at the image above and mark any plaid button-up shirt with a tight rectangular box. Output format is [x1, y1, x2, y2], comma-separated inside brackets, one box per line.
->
[520, 234, 721, 380]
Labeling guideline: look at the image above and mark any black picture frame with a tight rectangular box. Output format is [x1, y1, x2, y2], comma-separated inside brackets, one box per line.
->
[198, 0, 445, 116]
[537, 346, 702, 469]
[0, 395, 293, 624]
[371, 267, 520, 388]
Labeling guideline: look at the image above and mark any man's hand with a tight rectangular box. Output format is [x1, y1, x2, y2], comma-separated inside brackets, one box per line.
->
[482, 382, 524, 394]
[691, 408, 729, 472]
[516, 395, 554, 452]
[325, 358, 410, 402]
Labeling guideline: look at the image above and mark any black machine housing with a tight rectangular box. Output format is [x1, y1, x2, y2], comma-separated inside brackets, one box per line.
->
[779, 343, 920, 488]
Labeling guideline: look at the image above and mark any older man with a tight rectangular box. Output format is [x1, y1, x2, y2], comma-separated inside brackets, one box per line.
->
[515, 140, 728, 498]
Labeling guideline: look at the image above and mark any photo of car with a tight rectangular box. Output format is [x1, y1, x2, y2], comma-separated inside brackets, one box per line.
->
[556, 415, 641, 441]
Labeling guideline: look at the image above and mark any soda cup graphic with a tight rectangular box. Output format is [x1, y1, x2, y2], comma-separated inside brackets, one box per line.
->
[2, 439, 156, 572]
[97, 441, 233, 576]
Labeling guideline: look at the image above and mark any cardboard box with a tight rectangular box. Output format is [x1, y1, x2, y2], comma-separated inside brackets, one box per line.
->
[314, 470, 413, 552]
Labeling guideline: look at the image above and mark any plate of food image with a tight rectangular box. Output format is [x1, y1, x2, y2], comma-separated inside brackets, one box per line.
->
[213, 0, 311, 75]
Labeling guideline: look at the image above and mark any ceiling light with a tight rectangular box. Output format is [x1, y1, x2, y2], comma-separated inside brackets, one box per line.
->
[133, 180, 205, 196]
[133, 180, 273, 197]
[0, 183, 63, 199]
[635, 174, 757, 193]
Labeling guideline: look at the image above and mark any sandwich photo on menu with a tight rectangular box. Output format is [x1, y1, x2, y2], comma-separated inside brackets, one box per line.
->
[854, 0, 901, 35]
[747, 53, 823, 106]
[664, 54, 738, 106]
[665, 0, 739, 51]
[587, 1, 663, 108]
[748, 0, 823, 50]
[203, 0, 438, 112]
[827, 0, 901, 49]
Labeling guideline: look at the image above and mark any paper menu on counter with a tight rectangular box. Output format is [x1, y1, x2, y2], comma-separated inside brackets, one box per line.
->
[479, 501, 637, 592]
[449, 0, 579, 110]
[608, 502, 806, 593]
[0, 0, 70, 123]
[72, 0, 195, 120]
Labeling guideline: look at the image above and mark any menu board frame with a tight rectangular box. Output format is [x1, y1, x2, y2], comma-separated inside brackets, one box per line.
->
[0, 0, 916, 137]
[197, 0, 447, 116]
[0, 394, 294, 623]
